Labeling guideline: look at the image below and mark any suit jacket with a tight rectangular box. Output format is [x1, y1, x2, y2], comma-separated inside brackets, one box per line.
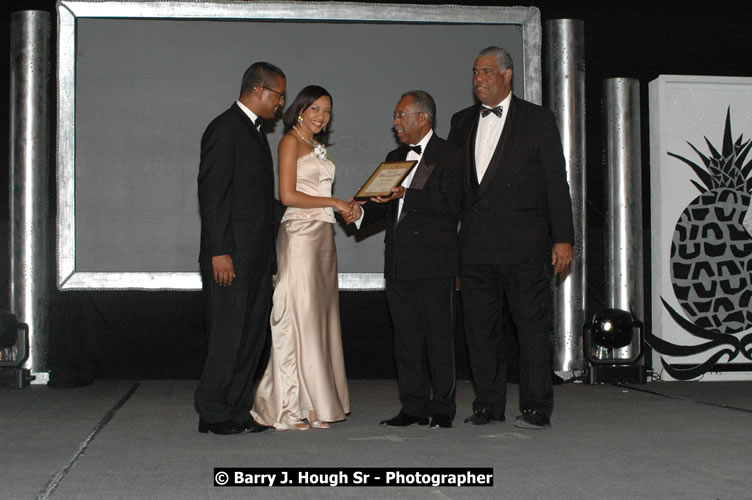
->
[198, 103, 279, 277]
[361, 134, 463, 280]
[448, 96, 574, 265]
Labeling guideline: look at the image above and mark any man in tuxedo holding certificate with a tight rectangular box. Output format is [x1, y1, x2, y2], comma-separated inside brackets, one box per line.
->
[347, 90, 463, 429]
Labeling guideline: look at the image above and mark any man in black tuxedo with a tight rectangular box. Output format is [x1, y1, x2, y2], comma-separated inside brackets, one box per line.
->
[348, 91, 463, 429]
[448, 47, 574, 429]
[194, 62, 286, 435]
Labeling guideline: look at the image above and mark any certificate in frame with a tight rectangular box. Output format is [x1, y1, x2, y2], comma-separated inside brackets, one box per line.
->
[353, 161, 418, 200]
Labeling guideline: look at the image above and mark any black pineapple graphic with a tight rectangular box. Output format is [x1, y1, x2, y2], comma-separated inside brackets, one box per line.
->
[647, 108, 752, 380]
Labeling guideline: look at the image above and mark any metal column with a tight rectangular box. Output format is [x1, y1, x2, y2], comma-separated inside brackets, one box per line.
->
[602, 78, 644, 360]
[545, 19, 587, 373]
[9, 11, 52, 379]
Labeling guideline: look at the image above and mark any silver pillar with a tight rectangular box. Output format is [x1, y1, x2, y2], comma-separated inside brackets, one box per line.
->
[9, 11, 52, 378]
[602, 78, 644, 360]
[545, 19, 586, 372]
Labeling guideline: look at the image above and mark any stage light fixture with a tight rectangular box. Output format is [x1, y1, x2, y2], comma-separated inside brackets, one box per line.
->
[582, 308, 646, 383]
[0, 310, 21, 349]
[0, 310, 32, 389]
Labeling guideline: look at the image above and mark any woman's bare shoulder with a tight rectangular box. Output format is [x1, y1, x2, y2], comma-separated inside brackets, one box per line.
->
[278, 133, 300, 154]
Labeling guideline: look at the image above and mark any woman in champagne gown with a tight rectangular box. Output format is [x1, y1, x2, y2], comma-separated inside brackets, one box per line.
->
[251, 85, 351, 430]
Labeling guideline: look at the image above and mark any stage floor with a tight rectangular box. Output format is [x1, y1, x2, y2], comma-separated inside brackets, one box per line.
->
[2, 379, 751, 499]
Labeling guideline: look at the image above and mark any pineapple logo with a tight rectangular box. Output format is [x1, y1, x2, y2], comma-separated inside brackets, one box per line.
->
[647, 109, 752, 380]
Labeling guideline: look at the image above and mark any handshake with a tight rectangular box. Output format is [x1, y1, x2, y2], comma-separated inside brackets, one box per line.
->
[335, 186, 406, 225]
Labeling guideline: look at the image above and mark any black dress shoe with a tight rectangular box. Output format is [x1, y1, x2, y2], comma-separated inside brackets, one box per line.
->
[464, 408, 504, 425]
[513, 409, 551, 429]
[380, 411, 428, 427]
[198, 418, 209, 434]
[199, 419, 248, 435]
[430, 415, 452, 429]
[243, 417, 273, 433]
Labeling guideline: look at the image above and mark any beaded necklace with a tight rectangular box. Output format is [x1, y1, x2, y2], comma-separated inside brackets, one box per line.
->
[293, 125, 330, 162]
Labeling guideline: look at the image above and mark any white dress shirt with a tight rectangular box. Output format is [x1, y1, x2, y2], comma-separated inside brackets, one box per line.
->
[397, 129, 433, 220]
[474, 92, 512, 183]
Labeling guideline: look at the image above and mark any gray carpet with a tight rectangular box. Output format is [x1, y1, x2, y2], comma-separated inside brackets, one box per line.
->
[1, 379, 750, 499]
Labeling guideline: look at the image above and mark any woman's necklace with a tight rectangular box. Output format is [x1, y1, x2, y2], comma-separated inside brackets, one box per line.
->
[293, 125, 318, 148]
[293, 125, 330, 161]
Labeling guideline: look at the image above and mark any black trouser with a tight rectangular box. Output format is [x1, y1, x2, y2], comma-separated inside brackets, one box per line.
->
[461, 261, 553, 419]
[194, 255, 273, 424]
[386, 277, 456, 419]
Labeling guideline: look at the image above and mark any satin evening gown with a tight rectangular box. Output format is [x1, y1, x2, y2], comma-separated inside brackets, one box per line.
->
[251, 151, 350, 430]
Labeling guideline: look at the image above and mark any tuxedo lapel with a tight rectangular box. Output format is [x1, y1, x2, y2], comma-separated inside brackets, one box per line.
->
[409, 135, 439, 190]
[476, 97, 516, 200]
[258, 127, 272, 156]
[252, 122, 272, 158]
[409, 158, 436, 190]
[394, 136, 440, 226]
[465, 105, 482, 192]
[232, 103, 272, 159]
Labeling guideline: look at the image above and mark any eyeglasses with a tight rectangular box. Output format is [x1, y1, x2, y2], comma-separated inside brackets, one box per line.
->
[259, 86, 286, 100]
[392, 111, 424, 120]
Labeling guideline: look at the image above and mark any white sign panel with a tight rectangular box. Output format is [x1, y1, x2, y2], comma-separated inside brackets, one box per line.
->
[649, 75, 752, 381]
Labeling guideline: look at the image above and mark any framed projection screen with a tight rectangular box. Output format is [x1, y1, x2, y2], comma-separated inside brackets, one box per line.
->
[56, 1, 542, 290]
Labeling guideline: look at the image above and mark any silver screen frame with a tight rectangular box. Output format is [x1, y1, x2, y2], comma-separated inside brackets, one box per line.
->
[56, 0, 542, 290]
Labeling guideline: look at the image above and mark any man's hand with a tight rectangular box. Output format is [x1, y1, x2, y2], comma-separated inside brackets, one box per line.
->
[212, 254, 235, 286]
[551, 243, 574, 276]
[370, 186, 405, 204]
[344, 200, 363, 224]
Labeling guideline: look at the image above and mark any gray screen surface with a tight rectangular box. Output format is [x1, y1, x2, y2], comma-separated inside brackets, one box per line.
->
[74, 19, 525, 274]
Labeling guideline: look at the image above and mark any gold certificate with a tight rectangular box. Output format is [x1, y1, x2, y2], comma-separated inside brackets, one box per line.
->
[353, 161, 418, 200]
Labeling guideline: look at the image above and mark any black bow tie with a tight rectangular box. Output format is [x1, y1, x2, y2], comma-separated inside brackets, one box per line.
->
[481, 106, 503, 118]
[254, 117, 263, 128]
[407, 145, 422, 155]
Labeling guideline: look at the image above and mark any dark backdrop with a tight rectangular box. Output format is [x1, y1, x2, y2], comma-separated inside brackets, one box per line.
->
[2, 1, 752, 382]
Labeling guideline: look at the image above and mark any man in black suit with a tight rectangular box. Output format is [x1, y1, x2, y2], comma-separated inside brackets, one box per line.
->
[348, 91, 463, 429]
[194, 62, 286, 435]
[448, 47, 574, 429]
